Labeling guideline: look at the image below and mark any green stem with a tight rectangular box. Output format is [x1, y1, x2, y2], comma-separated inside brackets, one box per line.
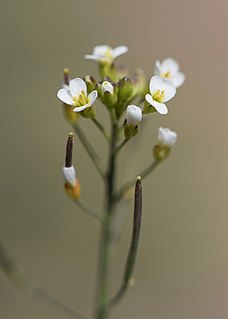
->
[115, 160, 159, 202]
[0, 243, 89, 319]
[92, 118, 110, 142]
[72, 123, 105, 180]
[114, 138, 129, 155]
[95, 121, 119, 319]
[75, 200, 105, 222]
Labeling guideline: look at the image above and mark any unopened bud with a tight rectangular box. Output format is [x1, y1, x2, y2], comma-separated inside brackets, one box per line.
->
[84, 75, 97, 93]
[118, 77, 133, 101]
[126, 105, 142, 126]
[124, 105, 142, 138]
[153, 127, 177, 161]
[100, 81, 118, 106]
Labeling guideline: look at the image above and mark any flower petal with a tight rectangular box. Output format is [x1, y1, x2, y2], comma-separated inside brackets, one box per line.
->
[73, 104, 90, 112]
[154, 60, 161, 75]
[160, 58, 179, 75]
[84, 54, 100, 61]
[162, 81, 176, 102]
[57, 88, 73, 105]
[88, 90, 98, 106]
[112, 46, 128, 59]
[149, 76, 166, 94]
[93, 45, 110, 56]
[145, 94, 168, 114]
[70, 78, 87, 97]
[171, 72, 185, 88]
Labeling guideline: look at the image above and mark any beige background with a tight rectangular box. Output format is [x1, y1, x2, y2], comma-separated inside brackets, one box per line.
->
[0, 0, 228, 318]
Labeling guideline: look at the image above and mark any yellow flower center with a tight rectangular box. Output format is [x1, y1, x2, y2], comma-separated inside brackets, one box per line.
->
[104, 48, 113, 62]
[161, 71, 171, 79]
[152, 89, 165, 103]
[72, 90, 89, 107]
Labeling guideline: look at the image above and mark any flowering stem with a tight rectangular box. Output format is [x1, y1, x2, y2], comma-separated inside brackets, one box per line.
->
[108, 177, 143, 307]
[0, 242, 89, 319]
[114, 160, 159, 202]
[92, 118, 110, 142]
[75, 199, 105, 222]
[95, 120, 119, 319]
[72, 123, 105, 180]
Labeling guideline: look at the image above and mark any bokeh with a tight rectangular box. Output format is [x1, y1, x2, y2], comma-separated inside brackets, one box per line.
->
[1, 0, 228, 318]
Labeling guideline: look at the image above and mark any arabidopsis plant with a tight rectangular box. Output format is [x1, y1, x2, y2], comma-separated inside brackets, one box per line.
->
[85, 45, 128, 64]
[57, 78, 97, 112]
[145, 76, 176, 115]
[158, 127, 177, 147]
[154, 58, 185, 88]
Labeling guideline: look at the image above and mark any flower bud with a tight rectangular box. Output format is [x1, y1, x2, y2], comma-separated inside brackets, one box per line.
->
[124, 105, 142, 139]
[131, 69, 146, 99]
[126, 105, 142, 126]
[118, 77, 133, 101]
[100, 81, 118, 106]
[153, 127, 177, 161]
[158, 127, 177, 147]
[84, 75, 97, 93]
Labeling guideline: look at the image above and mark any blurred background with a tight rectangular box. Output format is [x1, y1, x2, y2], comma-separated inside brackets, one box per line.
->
[0, 0, 228, 318]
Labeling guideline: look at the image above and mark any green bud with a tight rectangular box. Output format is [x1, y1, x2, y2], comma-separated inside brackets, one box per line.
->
[123, 120, 139, 139]
[100, 81, 118, 107]
[153, 145, 170, 162]
[84, 75, 97, 93]
[131, 69, 147, 99]
[118, 77, 133, 101]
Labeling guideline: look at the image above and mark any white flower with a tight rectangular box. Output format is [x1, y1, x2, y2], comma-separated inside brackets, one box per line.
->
[63, 166, 77, 187]
[101, 81, 114, 95]
[145, 76, 176, 115]
[158, 127, 177, 147]
[154, 58, 185, 88]
[126, 105, 142, 126]
[84, 45, 128, 64]
[57, 78, 97, 112]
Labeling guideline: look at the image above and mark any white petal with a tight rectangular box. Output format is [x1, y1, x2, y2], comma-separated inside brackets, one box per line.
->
[57, 88, 73, 105]
[126, 105, 142, 125]
[101, 81, 114, 95]
[112, 46, 128, 59]
[158, 127, 177, 146]
[154, 60, 161, 75]
[84, 54, 100, 61]
[93, 45, 111, 56]
[88, 90, 98, 106]
[63, 166, 76, 187]
[171, 72, 185, 88]
[73, 104, 90, 112]
[70, 78, 87, 97]
[145, 94, 168, 115]
[160, 58, 179, 75]
[162, 81, 176, 102]
[149, 76, 166, 94]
